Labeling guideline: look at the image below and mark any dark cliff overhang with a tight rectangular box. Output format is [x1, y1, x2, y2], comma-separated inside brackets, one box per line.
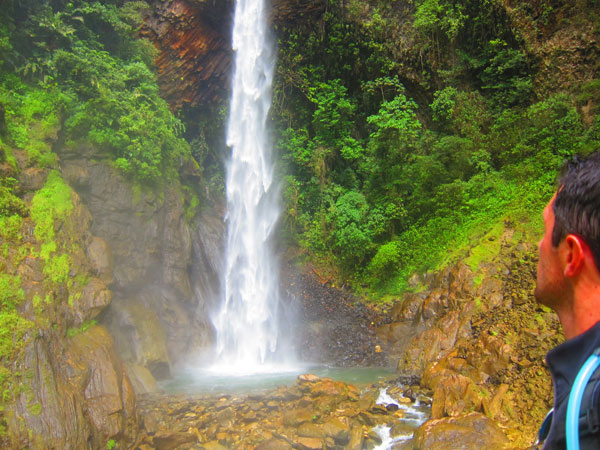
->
[142, 0, 327, 111]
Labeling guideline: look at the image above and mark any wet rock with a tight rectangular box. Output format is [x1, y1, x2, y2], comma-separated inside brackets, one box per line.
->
[295, 436, 323, 450]
[420, 289, 447, 321]
[134, 375, 428, 450]
[283, 408, 314, 427]
[66, 325, 137, 441]
[322, 417, 351, 443]
[199, 441, 229, 450]
[9, 338, 90, 449]
[413, 412, 510, 449]
[152, 430, 198, 450]
[390, 294, 424, 322]
[297, 422, 325, 438]
[400, 310, 472, 374]
[256, 437, 293, 449]
[73, 277, 112, 324]
[60, 154, 218, 372]
[347, 425, 365, 450]
[17, 167, 48, 192]
[85, 236, 113, 282]
[125, 363, 159, 394]
[107, 299, 171, 379]
[428, 373, 474, 419]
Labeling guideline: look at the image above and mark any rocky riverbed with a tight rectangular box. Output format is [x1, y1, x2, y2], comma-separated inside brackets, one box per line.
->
[132, 374, 431, 450]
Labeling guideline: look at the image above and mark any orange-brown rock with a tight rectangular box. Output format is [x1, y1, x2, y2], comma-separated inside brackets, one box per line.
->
[142, 0, 327, 110]
[141, 0, 231, 109]
[413, 412, 510, 449]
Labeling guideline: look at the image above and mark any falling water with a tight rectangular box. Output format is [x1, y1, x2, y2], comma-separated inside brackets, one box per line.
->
[211, 0, 286, 373]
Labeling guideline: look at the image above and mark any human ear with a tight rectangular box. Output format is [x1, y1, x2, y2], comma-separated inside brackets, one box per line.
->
[563, 234, 587, 277]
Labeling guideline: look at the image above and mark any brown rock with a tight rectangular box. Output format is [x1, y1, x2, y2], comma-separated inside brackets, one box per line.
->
[74, 277, 112, 324]
[65, 325, 136, 442]
[85, 236, 113, 282]
[152, 431, 197, 450]
[309, 378, 346, 397]
[17, 167, 48, 192]
[420, 289, 447, 321]
[200, 441, 229, 450]
[297, 422, 325, 438]
[256, 437, 293, 450]
[429, 373, 472, 419]
[282, 408, 315, 427]
[298, 373, 321, 383]
[321, 417, 351, 444]
[347, 425, 365, 450]
[124, 363, 159, 394]
[295, 436, 323, 450]
[390, 293, 424, 322]
[413, 412, 510, 449]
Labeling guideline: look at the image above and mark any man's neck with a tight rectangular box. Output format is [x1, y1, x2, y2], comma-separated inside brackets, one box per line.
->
[560, 282, 600, 339]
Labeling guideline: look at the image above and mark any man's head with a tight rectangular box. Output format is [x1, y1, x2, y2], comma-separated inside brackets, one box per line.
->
[535, 152, 600, 317]
[552, 153, 600, 271]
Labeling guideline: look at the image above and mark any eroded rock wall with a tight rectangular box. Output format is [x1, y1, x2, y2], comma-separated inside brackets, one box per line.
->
[59, 144, 223, 382]
[141, 0, 327, 109]
[379, 226, 562, 447]
[1, 151, 139, 449]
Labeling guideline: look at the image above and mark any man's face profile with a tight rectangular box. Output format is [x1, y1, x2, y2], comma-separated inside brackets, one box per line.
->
[534, 194, 569, 310]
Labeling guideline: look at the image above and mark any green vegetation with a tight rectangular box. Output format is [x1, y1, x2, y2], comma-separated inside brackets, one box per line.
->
[30, 170, 74, 284]
[0, 273, 34, 399]
[30, 170, 73, 244]
[274, 0, 599, 297]
[66, 320, 97, 338]
[0, 0, 192, 183]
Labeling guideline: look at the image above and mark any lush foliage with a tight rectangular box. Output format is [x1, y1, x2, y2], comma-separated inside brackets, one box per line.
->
[0, 0, 199, 416]
[274, 0, 599, 296]
[0, 0, 191, 182]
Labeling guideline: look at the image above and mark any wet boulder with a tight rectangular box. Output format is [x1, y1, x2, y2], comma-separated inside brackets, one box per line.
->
[412, 412, 510, 449]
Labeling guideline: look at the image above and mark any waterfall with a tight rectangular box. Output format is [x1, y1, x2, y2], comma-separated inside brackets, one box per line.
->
[211, 0, 287, 373]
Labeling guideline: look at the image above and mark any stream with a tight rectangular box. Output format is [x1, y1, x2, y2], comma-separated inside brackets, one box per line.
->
[136, 367, 431, 449]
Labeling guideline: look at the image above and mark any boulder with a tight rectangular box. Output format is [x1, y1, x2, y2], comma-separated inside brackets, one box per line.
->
[256, 437, 293, 449]
[124, 363, 159, 394]
[65, 325, 137, 442]
[152, 431, 197, 450]
[73, 277, 112, 324]
[106, 299, 171, 379]
[400, 310, 472, 374]
[390, 294, 424, 322]
[295, 436, 323, 450]
[322, 416, 351, 443]
[412, 412, 510, 449]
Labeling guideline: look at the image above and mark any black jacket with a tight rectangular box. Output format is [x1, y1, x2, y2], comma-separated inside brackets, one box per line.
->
[543, 320, 600, 449]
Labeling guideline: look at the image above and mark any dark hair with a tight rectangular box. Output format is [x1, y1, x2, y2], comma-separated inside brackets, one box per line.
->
[552, 152, 600, 270]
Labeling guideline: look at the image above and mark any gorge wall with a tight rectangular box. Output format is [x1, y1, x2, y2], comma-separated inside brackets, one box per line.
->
[1, 142, 225, 447]
[1, 0, 598, 448]
[376, 225, 562, 446]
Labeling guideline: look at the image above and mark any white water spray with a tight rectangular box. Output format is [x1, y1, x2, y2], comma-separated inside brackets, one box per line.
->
[211, 0, 287, 373]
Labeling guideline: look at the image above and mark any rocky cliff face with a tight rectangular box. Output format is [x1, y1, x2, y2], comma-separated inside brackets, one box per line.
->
[1, 140, 224, 448]
[378, 226, 562, 447]
[58, 144, 224, 382]
[141, 0, 327, 109]
[1, 149, 139, 448]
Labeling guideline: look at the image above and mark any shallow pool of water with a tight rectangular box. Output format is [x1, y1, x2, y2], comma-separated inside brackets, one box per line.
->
[160, 365, 397, 395]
